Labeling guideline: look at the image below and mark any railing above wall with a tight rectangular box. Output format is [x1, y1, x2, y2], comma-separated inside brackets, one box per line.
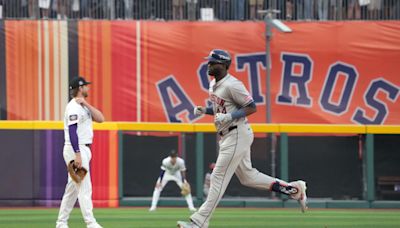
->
[1, 0, 400, 21]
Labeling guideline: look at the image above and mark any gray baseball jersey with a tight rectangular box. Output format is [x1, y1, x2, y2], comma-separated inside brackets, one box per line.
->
[209, 73, 254, 132]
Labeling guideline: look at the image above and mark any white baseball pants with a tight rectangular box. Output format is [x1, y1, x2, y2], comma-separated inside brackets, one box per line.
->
[56, 145, 99, 228]
[151, 172, 196, 210]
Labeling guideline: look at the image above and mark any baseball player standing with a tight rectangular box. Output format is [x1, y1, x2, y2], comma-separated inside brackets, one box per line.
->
[177, 49, 307, 228]
[150, 150, 197, 212]
[56, 77, 105, 228]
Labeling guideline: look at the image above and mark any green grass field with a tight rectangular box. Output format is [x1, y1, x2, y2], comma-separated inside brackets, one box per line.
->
[0, 207, 399, 228]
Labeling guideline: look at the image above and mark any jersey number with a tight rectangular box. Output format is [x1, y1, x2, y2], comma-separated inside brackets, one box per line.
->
[217, 106, 227, 114]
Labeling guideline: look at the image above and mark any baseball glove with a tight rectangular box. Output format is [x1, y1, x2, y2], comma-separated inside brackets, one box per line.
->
[68, 160, 88, 183]
[181, 182, 191, 196]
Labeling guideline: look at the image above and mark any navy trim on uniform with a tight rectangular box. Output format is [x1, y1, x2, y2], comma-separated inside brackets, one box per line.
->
[69, 123, 80, 152]
[159, 170, 166, 181]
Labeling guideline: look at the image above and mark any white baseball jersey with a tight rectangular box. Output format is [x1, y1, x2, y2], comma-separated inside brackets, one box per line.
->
[209, 73, 254, 132]
[64, 98, 93, 145]
[161, 157, 186, 175]
[150, 156, 196, 211]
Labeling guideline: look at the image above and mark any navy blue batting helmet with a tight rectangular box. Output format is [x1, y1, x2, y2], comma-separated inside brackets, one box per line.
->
[204, 49, 232, 69]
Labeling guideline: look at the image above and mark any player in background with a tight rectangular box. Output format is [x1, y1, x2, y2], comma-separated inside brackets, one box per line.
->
[56, 77, 105, 228]
[203, 163, 215, 197]
[177, 49, 307, 228]
[150, 150, 197, 212]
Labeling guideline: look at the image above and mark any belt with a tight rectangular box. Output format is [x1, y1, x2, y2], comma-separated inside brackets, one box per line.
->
[218, 126, 237, 136]
[85, 144, 91, 148]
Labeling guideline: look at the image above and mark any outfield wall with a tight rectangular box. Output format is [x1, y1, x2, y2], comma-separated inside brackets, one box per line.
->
[0, 129, 119, 207]
[0, 122, 399, 208]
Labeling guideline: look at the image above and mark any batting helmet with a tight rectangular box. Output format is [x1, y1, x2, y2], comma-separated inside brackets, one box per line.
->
[204, 49, 232, 69]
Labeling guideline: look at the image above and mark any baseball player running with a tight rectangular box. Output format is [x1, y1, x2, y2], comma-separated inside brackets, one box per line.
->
[177, 49, 307, 228]
[150, 150, 197, 212]
[56, 76, 105, 228]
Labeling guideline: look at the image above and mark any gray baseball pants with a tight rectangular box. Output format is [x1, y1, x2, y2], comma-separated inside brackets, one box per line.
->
[190, 122, 282, 228]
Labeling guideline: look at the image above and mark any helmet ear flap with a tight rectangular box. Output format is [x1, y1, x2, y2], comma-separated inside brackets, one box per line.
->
[225, 60, 231, 70]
